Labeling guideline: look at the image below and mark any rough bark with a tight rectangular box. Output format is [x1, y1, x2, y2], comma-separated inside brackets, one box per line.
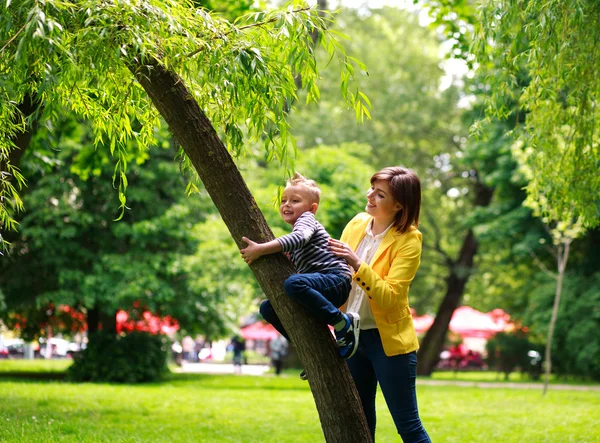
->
[100, 309, 117, 335]
[417, 181, 493, 376]
[1, 94, 42, 246]
[87, 306, 100, 335]
[130, 58, 371, 443]
[1, 93, 41, 170]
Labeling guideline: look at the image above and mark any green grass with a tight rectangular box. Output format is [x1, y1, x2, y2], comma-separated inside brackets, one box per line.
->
[0, 360, 72, 373]
[0, 361, 599, 442]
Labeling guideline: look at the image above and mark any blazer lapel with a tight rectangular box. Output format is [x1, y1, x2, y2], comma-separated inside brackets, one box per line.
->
[371, 228, 399, 266]
[347, 215, 371, 251]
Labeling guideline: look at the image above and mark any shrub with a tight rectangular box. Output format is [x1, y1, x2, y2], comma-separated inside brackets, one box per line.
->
[486, 330, 543, 380]
[68, 331, 168, 383]
[524, 273, 600, 381]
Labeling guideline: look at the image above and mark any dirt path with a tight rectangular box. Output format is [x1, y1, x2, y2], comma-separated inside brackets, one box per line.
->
[175, 362, 270, 376]
[417, 379, 600, 392]
[177, 363, 599, 391]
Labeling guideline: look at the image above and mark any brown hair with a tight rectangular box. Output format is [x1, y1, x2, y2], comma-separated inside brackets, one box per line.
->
[370, 166, 421, 233]
[286, 172, 321, 204]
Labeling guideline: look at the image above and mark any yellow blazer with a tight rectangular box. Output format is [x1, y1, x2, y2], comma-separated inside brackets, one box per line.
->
[340, 213, 422, 356]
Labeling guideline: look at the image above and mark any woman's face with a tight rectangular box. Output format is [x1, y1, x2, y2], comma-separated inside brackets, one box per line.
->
[365, 179, 401, 220]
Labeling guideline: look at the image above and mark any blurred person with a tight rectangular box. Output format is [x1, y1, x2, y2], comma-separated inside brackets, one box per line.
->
[171, 340, 183, 366]
[269, 335, 288, 376]
[231, 335, 246, 375]
[182, 336, 195, 362]
[193, 338, 204, 363]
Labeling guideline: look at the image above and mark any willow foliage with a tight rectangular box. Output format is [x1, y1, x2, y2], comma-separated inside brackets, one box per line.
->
[473, 0, 600, 227]
[0, 0, 368, 251]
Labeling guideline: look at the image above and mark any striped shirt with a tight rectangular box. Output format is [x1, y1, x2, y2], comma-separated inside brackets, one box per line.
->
[277, 212, 351, 276]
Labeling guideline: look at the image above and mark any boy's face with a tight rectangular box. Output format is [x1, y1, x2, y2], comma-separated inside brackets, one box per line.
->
[279, 185, 318, 226]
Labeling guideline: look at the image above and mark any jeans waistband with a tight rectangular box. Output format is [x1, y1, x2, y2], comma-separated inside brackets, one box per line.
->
[320, 270, 352, 279]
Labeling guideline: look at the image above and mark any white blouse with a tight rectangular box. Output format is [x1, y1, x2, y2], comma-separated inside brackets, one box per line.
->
[346, 220, 393, 330]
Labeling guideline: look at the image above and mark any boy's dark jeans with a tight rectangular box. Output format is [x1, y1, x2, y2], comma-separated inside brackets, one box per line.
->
[347, 329, 431, 443]
[259, 272, 351, 340]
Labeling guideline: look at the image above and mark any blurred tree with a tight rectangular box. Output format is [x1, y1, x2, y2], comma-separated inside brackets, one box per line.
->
[416, 176, 493, 375]
[290, 7, 462, 170]
[424, 0, 600, 227]
[460, 108, 600, 381]
[474, 0, 600, 227]
[0, 119, 247, 340]
[541, 222, 579, 394]
[423, 0, 600, 380]
[0, 0, 262, 331]
[525, 271, 600, 382]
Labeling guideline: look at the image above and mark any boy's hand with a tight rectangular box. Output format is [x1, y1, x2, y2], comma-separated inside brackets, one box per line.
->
[240, 236, 263, 264]
[240, 237, 283, 264]
[329, 238, 362, 271]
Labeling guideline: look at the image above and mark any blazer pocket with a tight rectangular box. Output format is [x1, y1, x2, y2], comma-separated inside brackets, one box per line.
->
[386, 306, 411, 324]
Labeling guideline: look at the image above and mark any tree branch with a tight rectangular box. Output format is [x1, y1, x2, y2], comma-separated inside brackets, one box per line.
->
[423, 207, 454, 267]
[0, 22, 26, 53]
[187, 7, 313, 58]
[236, 7, 311, 33]
[527, 247, 557, 280]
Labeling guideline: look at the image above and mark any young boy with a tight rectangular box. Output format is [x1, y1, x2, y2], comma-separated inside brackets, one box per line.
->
[241, 173, 360, 362]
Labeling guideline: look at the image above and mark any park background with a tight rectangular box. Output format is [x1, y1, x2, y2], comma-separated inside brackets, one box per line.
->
[0, 0, 599, 441]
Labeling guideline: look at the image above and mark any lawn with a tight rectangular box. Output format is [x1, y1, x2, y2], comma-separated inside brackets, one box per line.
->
[0, 361, 598, 442]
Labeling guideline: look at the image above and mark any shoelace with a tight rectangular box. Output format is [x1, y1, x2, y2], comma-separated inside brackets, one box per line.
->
[337, 331, 352, 347]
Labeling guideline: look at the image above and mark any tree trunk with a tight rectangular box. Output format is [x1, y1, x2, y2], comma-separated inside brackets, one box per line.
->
[294, 0, 327, 90]
[130, 58, 371, 442]
[100, 309, 117, 335]
[87, 306, 100, 335]
[1, 94, 42, 247]
[543, 240, 571, 395]
[88, 306, 116, 336]
[417, 229, 478, 375]
[2, 93, 41, 169]
[417, 181, 493, 376]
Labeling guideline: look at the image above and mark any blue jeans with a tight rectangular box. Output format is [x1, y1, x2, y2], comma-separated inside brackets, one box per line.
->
[260, 272, 351, 340]
[347, 329, 431, 443]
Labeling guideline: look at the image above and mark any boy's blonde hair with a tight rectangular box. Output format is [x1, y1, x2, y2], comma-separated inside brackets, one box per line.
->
[286, 172, 321, 204]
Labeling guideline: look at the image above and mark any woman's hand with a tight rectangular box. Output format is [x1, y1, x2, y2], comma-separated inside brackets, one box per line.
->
[240, 236, 263, 264]
[329, 238, 362, 271]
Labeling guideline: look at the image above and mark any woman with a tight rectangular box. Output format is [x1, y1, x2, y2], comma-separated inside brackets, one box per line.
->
[329, 166, 431, 442]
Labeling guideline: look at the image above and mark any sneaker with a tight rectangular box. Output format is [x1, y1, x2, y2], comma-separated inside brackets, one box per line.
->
[336, 313, 360, 359]
[299, 370, 308, 381]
